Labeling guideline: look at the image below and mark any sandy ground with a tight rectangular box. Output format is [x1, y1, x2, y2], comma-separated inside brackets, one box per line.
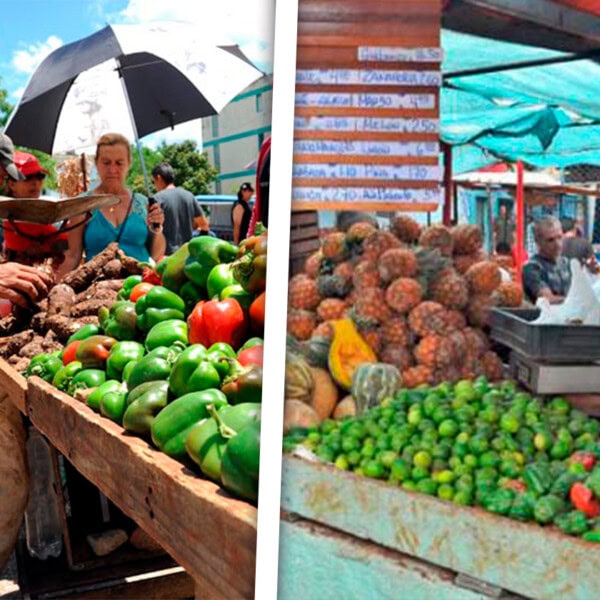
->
[0, 552, 20, 599]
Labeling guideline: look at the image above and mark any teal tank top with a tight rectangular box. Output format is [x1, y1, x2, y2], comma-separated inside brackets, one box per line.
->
[83, 192, 150, 262]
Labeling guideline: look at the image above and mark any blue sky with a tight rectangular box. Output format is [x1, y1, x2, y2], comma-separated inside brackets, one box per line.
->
[0, 0, 274, 149]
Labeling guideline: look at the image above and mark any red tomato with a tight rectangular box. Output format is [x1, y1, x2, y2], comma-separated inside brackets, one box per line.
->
[130, 282, 155, 302]
[237, 344, 264, 368]
[62, 340, 81, 365]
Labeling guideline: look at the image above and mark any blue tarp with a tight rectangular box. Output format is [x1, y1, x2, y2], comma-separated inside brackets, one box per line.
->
[441, 30, 600, 172]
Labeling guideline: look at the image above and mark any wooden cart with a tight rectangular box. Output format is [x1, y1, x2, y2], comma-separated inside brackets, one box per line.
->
[0, 360, 257, 599]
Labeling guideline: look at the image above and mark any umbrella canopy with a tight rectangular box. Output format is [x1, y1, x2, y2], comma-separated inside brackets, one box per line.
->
[4, 22, 264, 155]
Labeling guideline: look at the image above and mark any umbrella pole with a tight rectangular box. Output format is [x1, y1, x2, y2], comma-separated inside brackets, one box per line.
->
[515, 160, 525, 286]
[116, 58, 152, 196]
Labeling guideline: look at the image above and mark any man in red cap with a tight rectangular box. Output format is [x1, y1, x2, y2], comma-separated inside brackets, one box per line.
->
[3, 151, 68, 268]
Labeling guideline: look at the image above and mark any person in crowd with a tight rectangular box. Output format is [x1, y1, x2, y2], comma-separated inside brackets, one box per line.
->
[232, 181, 254, 244]
[0, 133, 53, 305]
[247, 136, 271, 237]
[151, 162, 209, 254]
[560, 216, 594, 263]
[57, 133, 165, 278]
[2, 151, 68, 267]
[522, 215, 571, 304]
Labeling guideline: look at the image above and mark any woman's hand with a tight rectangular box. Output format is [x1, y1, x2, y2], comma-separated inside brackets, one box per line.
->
[0, 262, 53, 307]
[147, 202, 165, 232]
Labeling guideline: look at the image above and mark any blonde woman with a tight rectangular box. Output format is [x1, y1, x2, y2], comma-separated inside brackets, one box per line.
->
[58, 133, 165, 277]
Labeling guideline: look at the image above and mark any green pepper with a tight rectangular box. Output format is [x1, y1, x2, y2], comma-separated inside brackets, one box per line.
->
[185, 402, 261, 482]
[26, 352, 63, 382]
[220, 284, 254, 312]
[126, 344, 184, 391]
[75, 335, 117, 369]
[483, 487, 515, 516]
[555, 510, 590, 536]
[98, 301, 139, 341]
[135, 286, 186, 332]
[183, 237, 239, 288]
[206, 263, 237, 299]
[87, 380, 123, 412]
[587, 467, 600, 498]
[117, 275, 143, 300]
[523, 462, 553, 497]
[508, 491, 536, 522]
[106, 341, 145, 380]
[67, 369, 106, 396]
[179, 281, 205, 315]
[156, 243, 190, 294]
[52, 361, 83, 392]
[66, 323, 102, 346]
[582, 529, 600, 543]
[168, 344, 221, 398]
[534, 494, 565, 524]
[550, 470, 585, 499]
[221, 363, 262, 405]
[208, 342, 237, 360]
[220, 420, 261, 503]
[100, 384, 128, 424]
[123, 381, 170, 436]
[231, 233, 267, 293]
[145, 319, 188, 352]
[150, 389, 228, 459]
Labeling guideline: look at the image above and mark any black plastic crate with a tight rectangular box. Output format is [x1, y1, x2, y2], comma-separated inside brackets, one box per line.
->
[489, 307, 600, 363]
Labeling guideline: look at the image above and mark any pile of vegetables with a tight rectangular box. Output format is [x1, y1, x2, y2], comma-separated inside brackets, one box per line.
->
[285, 376, 600, 541]
[23, 230, 268, 504]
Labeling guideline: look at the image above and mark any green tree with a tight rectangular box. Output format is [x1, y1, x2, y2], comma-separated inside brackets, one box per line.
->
[0, 79, 13, 128]
[127, 144, 163, 194]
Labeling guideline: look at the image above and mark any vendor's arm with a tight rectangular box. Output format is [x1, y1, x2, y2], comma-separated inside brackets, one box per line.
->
[0, 262, 52, 306]
[522, 262, 564, 304]
[55, 214, 86, 281]
[147, 201, 166, 260]
[232, 203, 244, 245]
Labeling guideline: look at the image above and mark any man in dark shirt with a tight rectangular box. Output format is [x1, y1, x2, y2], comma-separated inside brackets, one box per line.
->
[151, 163, 208, 255]
[522, 215, 571, 304]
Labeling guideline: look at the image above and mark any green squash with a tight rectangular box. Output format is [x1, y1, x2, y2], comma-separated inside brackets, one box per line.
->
[351, 362, 402, 414]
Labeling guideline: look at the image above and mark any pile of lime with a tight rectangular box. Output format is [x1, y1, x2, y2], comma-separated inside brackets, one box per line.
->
[284, 377, 600, 537]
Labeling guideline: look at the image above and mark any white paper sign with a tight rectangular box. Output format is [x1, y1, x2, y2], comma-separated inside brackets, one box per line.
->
[292, 187, 442, 204]
[294, 116, 438, 133]
[292, 164, 441, 181]
[293, 140, 439, 157]
[295, 92, 435, 109]
[357, 47, 443, 62]
[296, 69, 441, 86]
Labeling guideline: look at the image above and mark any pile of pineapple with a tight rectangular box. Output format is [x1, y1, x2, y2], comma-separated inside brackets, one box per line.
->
[287, 216, 524, 389]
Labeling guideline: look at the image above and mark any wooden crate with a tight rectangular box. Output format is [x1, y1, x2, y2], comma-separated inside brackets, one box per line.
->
[281, 455, 600, 599]
[26, 377, 258, 599]
[0, 358, 27, 414]
[289, 210, 320, 276]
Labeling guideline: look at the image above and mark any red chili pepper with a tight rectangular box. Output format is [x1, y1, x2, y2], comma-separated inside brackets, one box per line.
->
[570, 482, 600, 517]
[62, 340, 81, 365]
[570, 451, 597, 472]
[187, 298, 247, 350]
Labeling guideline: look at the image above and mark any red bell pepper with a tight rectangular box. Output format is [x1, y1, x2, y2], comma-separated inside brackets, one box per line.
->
[570, 482, 600, 517]
[142, 266, 162, 286]
[570, 451, 596, 472]
[187, 298, 247, 350]
[130, 282, 155, 302]
[62, 340, 81, 365]
[249, 291, 265, 335]
[237, 344, 263, 368]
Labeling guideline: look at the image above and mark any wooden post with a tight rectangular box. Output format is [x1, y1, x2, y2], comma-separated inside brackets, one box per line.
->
[515, 160, 525, 285]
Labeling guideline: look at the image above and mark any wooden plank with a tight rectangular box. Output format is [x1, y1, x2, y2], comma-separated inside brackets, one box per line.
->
[0, 358, 27, 414]
[290, 210, 319, 226]
[297, 23, 440, 45]
[281, 456, 600, 599]
[292, 201, 438, 212]
[293, 154, 439, 166]
[298, 0, 440, 21]
[278, 518, 489, 600]
[290, 238, 321, 256]
[290, 225, 320, 242]
[27, 378, 257, 600]
[297, 46, 440, 67]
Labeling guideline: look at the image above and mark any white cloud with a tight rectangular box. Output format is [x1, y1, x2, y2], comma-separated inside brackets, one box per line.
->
[11, 35, 63, 75]
[11, 87, 24, 101]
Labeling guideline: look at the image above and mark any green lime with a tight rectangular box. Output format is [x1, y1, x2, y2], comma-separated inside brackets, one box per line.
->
[456, 432, 470, 445]
[463, 454, 479, 468]
[334, 455, 349, 470]
[448, 456, 462, 469]
[455, 474, 474, 493]
[468, 435, 489, 456]
[391, 459, 411, 481]
[407, 407, 423, 426]
[453, 490, 473, 506]
[479, 451, 500, 469]
[499, 459, 521, 478]
[402, 480, 418, 492]
[432, 406, 452, 425]
[500, 413, 520, 434]
[413, 450, 432, 469]
[341, 436, 359, 453]
[416, 478, 438, 495]
[438, 419, 459, 438]
[411, 466, 429, 481]
[452, 442, 469, 458]
[380, 450, 399, 469]
[347, 450, 361, 466]
[363, 460, 384, 479]
[360, 443, 376, 459]
[436, 469, 455, 484]
[548, 396, 571, 416]
[437, 483, 455, 500]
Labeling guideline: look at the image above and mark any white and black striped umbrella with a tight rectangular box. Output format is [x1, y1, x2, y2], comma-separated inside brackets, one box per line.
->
[4, 22, 263, 155]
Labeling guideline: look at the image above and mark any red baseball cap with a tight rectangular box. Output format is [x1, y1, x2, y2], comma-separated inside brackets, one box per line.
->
[13, 151, 48, 178]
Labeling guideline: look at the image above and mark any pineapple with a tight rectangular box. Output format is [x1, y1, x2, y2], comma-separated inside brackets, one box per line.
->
[414, 334, 443, 367]
[408, 301, 449, 337]
[380, 316, 411, 347]
[288, 274, 321, 310]
[444, 309, 467, 331]
[414, 246, 451, 292]
[378, 248, 419, 282]
[380, 344, 414, 371]
[481, 351, 504, 381]
[462, 327, 489, 357]
[453, 250, 487, 275]
[361, 230, 402, 262]
[439, 329, 466, 363]
[321, 231, 348, 262]
[451, 224, 483, 255]
[345, 221, 378, 247]
[492, 281, 524, 307]
[353, 260, 382, 289]
[360, 327, 383, 356]
[390, 215, 422, 244]
[402, 365, 433, 388]
[429, 272, 469, 310]
[303, 251, 323, 279]
[287, 309, 317, 341]
[419, 224, 454, 257]
[317, 274, 352, 299]
[333, 261, 354, 282]
[466, 294, 497, 328]
[385, 278, 423, 313]
[316, 298, 347, 321]
[352, 287, 392, 327]
[432, 365, 462, 386]
[465, 261, 502, 295]
[312, 321, 333, 339]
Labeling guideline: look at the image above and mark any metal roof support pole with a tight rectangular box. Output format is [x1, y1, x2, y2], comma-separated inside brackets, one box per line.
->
[515, 160, 525, 286]
[442, 143, 453, 225]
